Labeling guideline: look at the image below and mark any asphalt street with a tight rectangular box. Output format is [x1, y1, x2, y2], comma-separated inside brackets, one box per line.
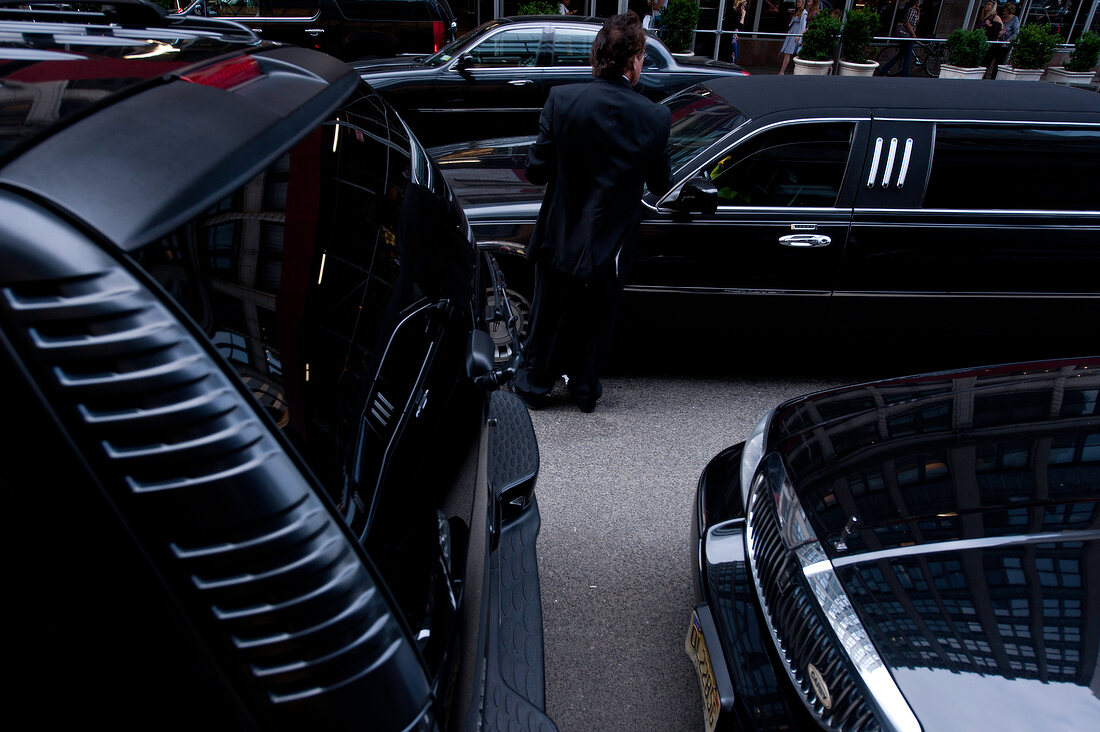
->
[530, 369, 849, 731]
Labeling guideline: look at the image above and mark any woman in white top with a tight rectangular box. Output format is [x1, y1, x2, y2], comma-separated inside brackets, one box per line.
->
[778, 0, 808, 74]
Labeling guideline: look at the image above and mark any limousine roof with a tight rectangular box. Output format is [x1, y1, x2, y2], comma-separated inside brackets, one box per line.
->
[707, 76, 1100, 122]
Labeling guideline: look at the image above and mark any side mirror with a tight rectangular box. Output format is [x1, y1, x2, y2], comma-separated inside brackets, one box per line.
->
[677, 177, 718, 215]
[466, 329, 495, 383]
[456, 54, 474, 74]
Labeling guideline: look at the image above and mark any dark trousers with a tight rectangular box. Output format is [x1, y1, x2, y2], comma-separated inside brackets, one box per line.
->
[514, 262, 621, 406]
[883, 39, 914, 76]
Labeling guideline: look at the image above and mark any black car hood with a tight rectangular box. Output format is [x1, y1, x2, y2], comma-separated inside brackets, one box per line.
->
[767, 358, 1100, 729]
[767, 358, 1100, 556]
[430, 136, 544, 209]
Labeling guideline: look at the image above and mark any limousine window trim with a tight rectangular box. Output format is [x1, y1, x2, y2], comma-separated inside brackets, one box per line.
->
[655, 116, 868, 211]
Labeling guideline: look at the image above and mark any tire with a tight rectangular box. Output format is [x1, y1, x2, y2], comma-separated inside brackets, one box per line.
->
[877, 46, 900, 76]
[485, 286, 530, 367]
[924, 50, 942, 77]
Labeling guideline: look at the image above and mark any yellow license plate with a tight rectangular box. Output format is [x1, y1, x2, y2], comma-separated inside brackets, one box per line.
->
[686, 609, 720, 732]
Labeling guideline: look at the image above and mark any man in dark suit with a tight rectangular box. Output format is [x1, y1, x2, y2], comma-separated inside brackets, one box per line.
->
[512, 12, 672, 413]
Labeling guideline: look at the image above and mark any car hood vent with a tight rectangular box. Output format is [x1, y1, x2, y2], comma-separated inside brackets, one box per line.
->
[0, 240, 428, 728]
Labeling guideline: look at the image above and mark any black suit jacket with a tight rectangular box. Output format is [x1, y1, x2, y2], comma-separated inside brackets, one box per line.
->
[525, 76, 672, 278]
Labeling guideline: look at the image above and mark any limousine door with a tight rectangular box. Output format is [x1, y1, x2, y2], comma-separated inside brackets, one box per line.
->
[841, 120, 1100, 342]
[630, 119, 864, 333]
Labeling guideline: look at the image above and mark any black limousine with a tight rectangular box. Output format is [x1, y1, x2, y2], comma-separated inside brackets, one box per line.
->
[689, 356, 1100, 731]
[432, 77, 1100, 356]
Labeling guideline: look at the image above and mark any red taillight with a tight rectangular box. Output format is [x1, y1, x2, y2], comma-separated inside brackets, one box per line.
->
[432, 21, 445, 53]
[181, 55, 263, 90]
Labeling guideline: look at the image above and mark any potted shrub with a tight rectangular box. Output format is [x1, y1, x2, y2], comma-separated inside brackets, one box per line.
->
[517, 0, 557, 13]
[1044, 30, 1099, 84]
[659, 0, 701, 56]
[1001, 22, 1060, 80]
[794, 12, 840, 75]
[838, 7, 880, 76]
[940, 27, 988, 79]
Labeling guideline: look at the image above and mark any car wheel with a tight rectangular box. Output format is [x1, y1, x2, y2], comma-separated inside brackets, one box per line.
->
[485, 286, 531, 366]
[924, 52, 942, 77]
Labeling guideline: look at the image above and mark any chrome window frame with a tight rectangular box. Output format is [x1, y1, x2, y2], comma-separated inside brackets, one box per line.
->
[652, 116, 867, 213]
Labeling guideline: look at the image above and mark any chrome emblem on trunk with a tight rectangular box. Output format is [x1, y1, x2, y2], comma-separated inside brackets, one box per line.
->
[808, 664, 832, 710]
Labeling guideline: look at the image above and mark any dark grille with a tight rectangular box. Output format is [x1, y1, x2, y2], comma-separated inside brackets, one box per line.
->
[1, 262, 423, 720]
[747, 478, 880, 732]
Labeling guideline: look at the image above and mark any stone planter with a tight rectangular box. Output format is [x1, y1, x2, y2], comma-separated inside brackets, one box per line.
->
[837, 59, 878, 76]
[939, 64, 986, 79]
[793, 57, 833, 76]
[996, 65, 1044, 81]
[1042, 66, 1097, 85]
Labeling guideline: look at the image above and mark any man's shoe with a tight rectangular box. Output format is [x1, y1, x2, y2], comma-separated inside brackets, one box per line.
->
[569, 391, 597, 414]
[508, 383, 550, 410]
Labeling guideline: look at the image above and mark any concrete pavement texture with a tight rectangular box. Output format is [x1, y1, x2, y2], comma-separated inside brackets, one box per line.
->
[529, 374, 845, 731]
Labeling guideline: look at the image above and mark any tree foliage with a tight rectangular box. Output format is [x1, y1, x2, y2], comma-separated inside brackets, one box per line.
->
[945, 27, 988, 67]
[659, 0, 700, 54]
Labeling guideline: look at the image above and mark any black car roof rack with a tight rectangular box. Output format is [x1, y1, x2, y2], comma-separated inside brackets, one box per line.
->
[0, 0, 259, 42]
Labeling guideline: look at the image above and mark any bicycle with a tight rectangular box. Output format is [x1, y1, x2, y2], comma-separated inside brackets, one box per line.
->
[875, 38, 946, 77]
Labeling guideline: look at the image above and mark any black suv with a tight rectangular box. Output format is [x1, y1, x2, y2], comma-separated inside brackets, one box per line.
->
[0, 2, 552, 730]
[177, 0, 458, 60]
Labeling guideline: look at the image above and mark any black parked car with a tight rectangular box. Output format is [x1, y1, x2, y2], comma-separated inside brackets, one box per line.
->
[433, 76, 1100, 351]
[688, 356, 1100, 730]
[354, 15, 748, 146]
[176, 0, 458, 60]
[0, 2, 551, 730]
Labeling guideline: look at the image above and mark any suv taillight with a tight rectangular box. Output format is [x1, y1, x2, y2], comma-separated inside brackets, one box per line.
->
[182, 55, 262, 90]
[432, 21, 445, 53]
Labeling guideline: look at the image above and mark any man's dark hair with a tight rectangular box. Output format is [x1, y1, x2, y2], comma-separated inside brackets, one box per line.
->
[590, 12, 646, 80]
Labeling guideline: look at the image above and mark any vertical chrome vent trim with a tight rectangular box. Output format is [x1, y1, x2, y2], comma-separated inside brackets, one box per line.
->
[866, 137, 883, 189]
[881, 138, 898, 189]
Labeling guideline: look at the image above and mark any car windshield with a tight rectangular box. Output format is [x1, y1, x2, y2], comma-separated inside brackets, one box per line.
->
[664, 85, 746, 171]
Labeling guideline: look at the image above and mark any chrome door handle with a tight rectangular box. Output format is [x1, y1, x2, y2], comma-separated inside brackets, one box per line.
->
[305, 28, 324, 36]
[508, 79, 534, 86]
[779, 234, 831, 248]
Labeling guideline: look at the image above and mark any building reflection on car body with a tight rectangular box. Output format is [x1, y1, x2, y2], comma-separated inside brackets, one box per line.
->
[694, 358, 1100, 730]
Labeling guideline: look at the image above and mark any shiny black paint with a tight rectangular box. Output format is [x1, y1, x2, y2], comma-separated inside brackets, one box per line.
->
[355, 17, 747, 147]
[435, 78, 1100, 347]
[697, 357, 1100, 730]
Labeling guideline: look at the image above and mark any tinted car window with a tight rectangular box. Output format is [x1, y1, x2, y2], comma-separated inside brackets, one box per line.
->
[468, 28, 542, 67]
[212, 0, 260, 16]
[551, 28, 597, 66]
[707, 122, 853, 207]
[265, 0, 319, 16]
[665, 86, 746, 170]
[924, 125, 1100, 211]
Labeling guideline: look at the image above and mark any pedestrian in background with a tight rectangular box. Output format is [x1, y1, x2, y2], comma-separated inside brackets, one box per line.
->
[807, 0, 821, 23]
[559, 0, 578, 15]
[989, 2, 1018, 77]
[645, 0, 666, 30]
[778, 0, 808, 74]
[512, 12, 672, 413]
[728, 0, 747, 63]
[880, 0, 919, 76]
[977, 0, 1003, 77]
